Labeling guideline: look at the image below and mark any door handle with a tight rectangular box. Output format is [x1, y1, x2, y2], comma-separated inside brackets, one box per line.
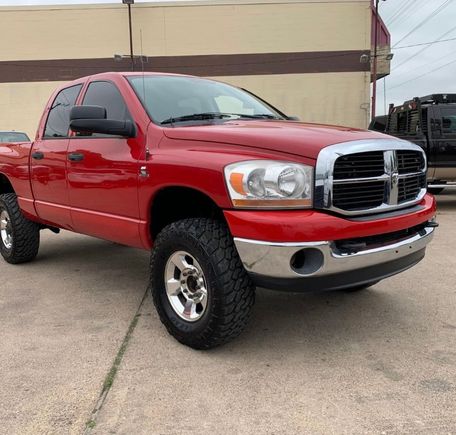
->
[31, 151, 44, 160]
[68, 153, 85, 162]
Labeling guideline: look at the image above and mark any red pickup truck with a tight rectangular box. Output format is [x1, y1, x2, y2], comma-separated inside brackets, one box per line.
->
[0, 72, 436, 349]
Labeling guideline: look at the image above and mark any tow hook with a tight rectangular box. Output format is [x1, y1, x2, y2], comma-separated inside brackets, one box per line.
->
[426, 217, 439, 228]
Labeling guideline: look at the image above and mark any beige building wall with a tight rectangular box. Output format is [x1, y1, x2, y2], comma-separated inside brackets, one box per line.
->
[0, 82, 65, 140]
[0, 0, 372, 137]
[1, 0, 371, 59]
[217, 72, 370, 129]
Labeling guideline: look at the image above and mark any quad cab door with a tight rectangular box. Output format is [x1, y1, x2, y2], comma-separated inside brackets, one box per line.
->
[30, 84, 83, 229]
[66, 80, 143, 247]
[429, 105, 456, 180]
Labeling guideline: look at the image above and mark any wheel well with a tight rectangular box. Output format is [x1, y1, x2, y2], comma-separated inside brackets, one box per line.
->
[0, 175, 14, 195]
[150, 187, 225, 240]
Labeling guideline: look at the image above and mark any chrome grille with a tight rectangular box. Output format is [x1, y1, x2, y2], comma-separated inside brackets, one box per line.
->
[398, 174, 426, 203]
[315, 140, 427, 216]
[397, 150, 425, 174]
[333, 151, 385, 180]
[333, 180, 385, 211]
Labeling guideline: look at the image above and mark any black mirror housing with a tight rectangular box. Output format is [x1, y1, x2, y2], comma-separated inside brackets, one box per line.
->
[287, 116, 300, 121]
[70, 119, 136, 138]
[69, 105, 136, 138]
[70, 105, 106, 121]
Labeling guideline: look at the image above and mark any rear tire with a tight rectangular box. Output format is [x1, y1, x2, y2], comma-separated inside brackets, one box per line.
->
[0, 193, 40, 264]
[150, 218, 255, 350]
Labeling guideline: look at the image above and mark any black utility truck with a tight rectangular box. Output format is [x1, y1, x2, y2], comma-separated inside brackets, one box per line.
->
[370, 94, 456, 194]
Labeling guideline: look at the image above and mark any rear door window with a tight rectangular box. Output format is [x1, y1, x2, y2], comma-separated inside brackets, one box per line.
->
[44, 85, 82, 138]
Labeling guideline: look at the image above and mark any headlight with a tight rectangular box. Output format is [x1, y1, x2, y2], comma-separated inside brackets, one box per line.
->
[224, 160, 313, 208]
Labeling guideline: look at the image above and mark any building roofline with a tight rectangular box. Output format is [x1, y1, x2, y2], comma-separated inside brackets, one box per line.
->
[0, 0, 368, 13]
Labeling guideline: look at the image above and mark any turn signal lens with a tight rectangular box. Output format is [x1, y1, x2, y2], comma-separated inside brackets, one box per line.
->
[229, 172, 246, 195]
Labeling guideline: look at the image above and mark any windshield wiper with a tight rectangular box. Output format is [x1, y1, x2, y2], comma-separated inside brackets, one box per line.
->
[224, 113, 282, 120]
[161, 112, 283, 125]
[161, 113, 232, 125]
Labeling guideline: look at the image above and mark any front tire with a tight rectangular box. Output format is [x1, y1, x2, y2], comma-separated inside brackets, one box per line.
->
[150, 218, 255, 350]
[342, 280, 380, 292]
[0, 193, 40, 264]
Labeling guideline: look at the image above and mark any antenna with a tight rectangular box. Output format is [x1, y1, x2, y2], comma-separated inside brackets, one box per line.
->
[139, 29, 151, 160]
[139, 29, 146, 104]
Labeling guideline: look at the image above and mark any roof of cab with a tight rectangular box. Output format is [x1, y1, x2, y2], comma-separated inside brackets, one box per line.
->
[51, 71, 199, 95]
[64, 71, 195, 86]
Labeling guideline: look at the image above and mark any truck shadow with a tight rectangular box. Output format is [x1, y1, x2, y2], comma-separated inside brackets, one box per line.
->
[27, 232, 150, 293]
[219, 284, 414, 354]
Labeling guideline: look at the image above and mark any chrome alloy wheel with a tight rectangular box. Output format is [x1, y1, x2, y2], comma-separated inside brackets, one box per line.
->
[164, 251, 209, 322]
[0, 210, 13, 250]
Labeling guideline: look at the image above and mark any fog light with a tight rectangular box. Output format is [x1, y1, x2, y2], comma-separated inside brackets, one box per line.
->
[290, 248, 324, 275]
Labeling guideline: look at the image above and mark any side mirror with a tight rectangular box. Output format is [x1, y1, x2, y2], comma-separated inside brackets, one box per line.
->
[287, 116, 300, 121]
[69, 105, 136, 138]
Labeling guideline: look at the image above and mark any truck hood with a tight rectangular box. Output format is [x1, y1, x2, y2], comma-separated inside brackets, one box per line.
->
[163, 120, 389, 159]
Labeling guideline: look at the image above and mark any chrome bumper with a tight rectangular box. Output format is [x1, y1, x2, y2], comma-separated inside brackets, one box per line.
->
[234, 226, 435, 280]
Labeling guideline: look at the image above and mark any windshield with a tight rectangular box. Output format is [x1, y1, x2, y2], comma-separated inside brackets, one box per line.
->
[127, 75, 285, 125]
[0, 132, 30, 142]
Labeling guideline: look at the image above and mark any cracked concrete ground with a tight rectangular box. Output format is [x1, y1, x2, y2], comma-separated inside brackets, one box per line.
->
[1, 193, 455, 434]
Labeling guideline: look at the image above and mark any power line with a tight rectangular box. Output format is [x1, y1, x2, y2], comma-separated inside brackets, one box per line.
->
[386, 0, 413, 26]
[384, 0, 407, 23]
[385, 4, 403, 24]
[393, 23, 456, 71]
[387, 0, 416, 26]
[389, 55, 456, 90]
[389, 0, 420, 27]
[389, 4, 421, 28]
[394, 36, 456, 49]
[392, 0, 453, 48]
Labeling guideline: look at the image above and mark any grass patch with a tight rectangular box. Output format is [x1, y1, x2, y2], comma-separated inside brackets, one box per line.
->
[86, 420, 96, 429]
[84, 290, 148, 434]
[102, 312, 141, 392]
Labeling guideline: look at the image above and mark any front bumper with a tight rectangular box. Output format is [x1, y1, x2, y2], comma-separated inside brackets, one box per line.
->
[226, 194, 436, 292]
[234, 225, 434, 292]
[224, 194, 436, 243]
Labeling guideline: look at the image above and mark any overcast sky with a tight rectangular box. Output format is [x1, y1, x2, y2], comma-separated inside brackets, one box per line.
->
[377, 0, 456, 114]
[1, 0, 455, 116]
